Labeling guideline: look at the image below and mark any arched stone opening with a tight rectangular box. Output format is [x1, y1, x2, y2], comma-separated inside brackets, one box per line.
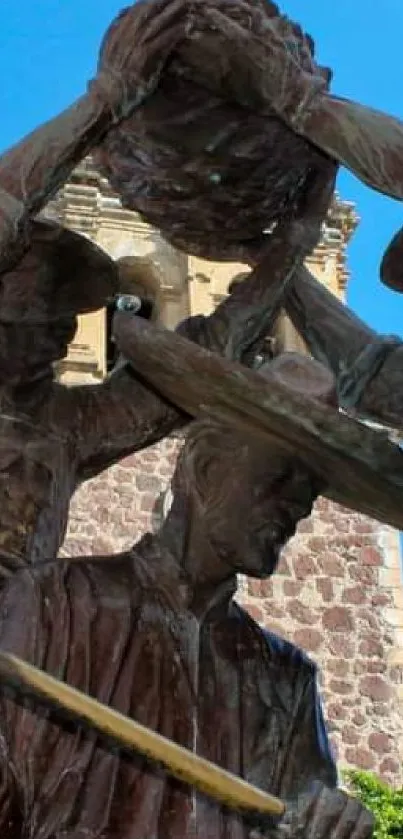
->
[106, 256, 163, 373]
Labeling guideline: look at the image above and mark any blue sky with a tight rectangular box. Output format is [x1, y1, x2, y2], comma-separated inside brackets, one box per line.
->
[0, 0, 402, 337]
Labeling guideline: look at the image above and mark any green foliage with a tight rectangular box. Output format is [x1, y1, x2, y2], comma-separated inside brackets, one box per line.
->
[344, 769, 403, 839]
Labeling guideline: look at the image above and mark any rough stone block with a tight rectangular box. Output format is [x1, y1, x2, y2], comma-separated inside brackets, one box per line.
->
[293, 627, 323, 653]
[322, 606, 354, 632]
[345, 747, 376, 771]
[315, 578, 334, 602]
[359, 675, 392, 702]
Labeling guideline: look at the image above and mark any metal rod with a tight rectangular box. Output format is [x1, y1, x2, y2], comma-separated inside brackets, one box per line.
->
[0, 651, 285, 819]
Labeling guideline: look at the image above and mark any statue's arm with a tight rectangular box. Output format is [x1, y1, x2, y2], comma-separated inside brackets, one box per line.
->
[71, 161, 336, 480]
[70, 267, 309, 482]
[285, 267, 403, 429]
[0, 0, 187, 272]
[197, 5, 403, 204]
[0, 91, 112, 271]
[68, 367, 186, 482]
[69, 280, 268, 481]
[73, 292, 264, 481]
[186, 162, 337, 365]
[71, 286, 280, 483]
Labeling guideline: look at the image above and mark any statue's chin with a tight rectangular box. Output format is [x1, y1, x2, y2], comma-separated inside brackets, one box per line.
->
[241, 557, 280, 581]
[227, 545, 281, 580]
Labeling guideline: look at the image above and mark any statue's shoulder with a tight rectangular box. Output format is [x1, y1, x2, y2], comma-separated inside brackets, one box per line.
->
[0, 553, 136, 621]
[61, 553, 137, 607]
[261, 626, 317, 678]
[0, 555, 139, 675]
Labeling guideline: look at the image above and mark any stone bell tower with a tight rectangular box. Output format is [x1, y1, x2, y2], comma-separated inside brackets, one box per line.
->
[48, 161, 403, 787]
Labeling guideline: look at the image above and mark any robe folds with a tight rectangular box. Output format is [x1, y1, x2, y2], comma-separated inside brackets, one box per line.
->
[0, 535, 336, 838]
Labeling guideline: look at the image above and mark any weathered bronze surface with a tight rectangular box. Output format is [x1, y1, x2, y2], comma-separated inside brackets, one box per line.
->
[95, 0, 403, 279]
[0, 154, 332, 579]
[113, 313, 403, 530]
[0, 0, 402, 278]
[0, 1, 401, 836]
[0, 372, 373, 836]
[95, 0, 334, 263]
[0, 651, 286, 820]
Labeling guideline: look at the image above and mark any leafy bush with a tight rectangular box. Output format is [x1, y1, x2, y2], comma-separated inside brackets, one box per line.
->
[344, 769, 403, 839]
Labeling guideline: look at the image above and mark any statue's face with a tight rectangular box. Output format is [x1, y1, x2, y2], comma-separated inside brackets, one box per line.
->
[0, 318, 77, 384]
[191, 431, 321, 579]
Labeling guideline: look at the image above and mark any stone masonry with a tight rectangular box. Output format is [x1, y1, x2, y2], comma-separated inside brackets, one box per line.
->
[61, 436, 403, 787]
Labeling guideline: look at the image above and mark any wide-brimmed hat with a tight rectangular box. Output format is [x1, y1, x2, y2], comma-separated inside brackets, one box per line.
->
[258, 352, 338, 412]
[176, 0, 403, 286]
[98, 0, 403, 282]
[113, 311, 403, 530]
[0, 218, 119, 323]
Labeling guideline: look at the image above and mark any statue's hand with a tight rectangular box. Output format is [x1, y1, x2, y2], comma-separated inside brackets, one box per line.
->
[186, 0, 328, 133]
[90, 0, 189, 123]
[271, 782, 374, 839]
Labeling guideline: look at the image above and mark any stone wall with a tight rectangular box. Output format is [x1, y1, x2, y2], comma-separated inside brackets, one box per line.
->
[242, 500, 403, 785]
[62, 437, 403, 787]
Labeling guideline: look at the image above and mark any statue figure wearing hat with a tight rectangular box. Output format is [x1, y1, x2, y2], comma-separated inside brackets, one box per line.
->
[0, 353, 374, 839]
[0, 2, 401, 834]
[0, 209, 301, 576]
[0, 205, 382, 836]
[0, 0, 402, 447]
[0, 0, 347, 578]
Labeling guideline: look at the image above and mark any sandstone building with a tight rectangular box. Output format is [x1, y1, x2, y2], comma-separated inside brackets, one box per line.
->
[47, 159, 403, 785]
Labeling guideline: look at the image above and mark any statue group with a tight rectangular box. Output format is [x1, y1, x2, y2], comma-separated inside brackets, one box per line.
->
[0, 1, 403, 836]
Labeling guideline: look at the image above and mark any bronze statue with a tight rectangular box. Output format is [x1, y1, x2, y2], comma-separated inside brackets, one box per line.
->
[0, 354, 374, 838]
[1, 0, 403, 280]
[0, 1, 401, 834]
[0, 0, 195, 572]
[0, 48, 341, 576]
[0, 206, 323, 576]
[0, 0, 401, 524]
[95, 0, 403, 281]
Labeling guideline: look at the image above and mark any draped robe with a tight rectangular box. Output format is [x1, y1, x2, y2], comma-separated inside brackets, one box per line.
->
[0, 535, 336, 839]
